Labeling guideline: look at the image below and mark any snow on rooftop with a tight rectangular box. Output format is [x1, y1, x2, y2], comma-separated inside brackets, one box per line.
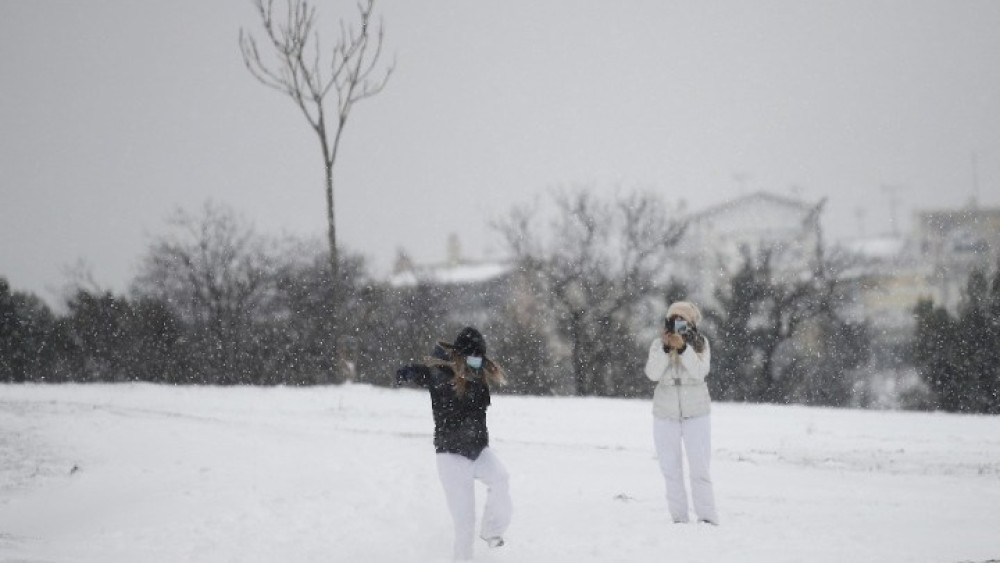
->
[388, 261, 511, 288]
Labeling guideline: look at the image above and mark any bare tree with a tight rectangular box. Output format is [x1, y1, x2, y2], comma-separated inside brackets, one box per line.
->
[133, 202, 282, 384]
[496, 188, 685, 396]
[240, 0, 393, 379]
[709, 210, 868, 406]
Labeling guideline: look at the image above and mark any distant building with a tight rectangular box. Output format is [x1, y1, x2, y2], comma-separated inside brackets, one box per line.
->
[389, 233, 510, 288]
[840, 235, 921, 334]
[389, 234, 512, 328]
[842, 202, 1000, 336]
[668, 191, 825, 309]
[912, 204, 1000, 311]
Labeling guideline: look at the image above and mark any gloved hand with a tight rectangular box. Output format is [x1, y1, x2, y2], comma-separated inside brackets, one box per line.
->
[665, 332, 685, 350]
[394, 367, 411, 387]
[682, 326, 699, 344]
[684, 327, 707, 353]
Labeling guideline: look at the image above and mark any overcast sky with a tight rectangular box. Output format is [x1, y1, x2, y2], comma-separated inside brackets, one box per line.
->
[2, 1, 999, 304]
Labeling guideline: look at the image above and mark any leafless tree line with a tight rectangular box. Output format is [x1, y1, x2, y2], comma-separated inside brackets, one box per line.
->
[2, 189, 894, 407]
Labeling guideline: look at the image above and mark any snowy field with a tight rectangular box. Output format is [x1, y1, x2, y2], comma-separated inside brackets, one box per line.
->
[1, 384, 999, 563]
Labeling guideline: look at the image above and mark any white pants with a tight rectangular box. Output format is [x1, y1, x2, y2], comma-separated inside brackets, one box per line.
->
[436, 448, 512, 560]
[653, 415, 718, 524]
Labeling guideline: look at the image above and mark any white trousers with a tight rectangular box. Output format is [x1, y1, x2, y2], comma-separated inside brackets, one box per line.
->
[436, 448, 512, 560]
[652, 415, 718, 524]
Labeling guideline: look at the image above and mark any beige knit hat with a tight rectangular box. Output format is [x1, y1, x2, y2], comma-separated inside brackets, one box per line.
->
[666, 301, 702, 326]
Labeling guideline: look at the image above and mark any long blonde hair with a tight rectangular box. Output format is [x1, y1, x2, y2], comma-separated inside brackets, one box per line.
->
[426, 344, 507, 396]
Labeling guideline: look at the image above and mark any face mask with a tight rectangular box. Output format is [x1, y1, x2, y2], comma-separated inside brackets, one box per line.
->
[465, 356, 483, 370]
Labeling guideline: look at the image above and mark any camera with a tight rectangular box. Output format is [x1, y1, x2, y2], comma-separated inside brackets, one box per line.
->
[665, 317, 689, 334]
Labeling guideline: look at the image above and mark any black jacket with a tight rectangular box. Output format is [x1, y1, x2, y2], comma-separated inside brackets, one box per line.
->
[397, 345, 491, 460]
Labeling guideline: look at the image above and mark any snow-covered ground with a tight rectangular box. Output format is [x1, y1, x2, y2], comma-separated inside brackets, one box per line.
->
[1, 383, 998, 563]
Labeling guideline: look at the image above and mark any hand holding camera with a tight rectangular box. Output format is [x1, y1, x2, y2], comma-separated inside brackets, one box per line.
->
[662, 332, 685, 351]
[662, 316, 694, 352]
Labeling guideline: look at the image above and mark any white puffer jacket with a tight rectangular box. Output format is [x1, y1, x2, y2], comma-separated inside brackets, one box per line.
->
[644, 337, 712, 420]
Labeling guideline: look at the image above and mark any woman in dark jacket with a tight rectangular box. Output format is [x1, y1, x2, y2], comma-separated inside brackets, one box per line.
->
[395, 327, 511, 561]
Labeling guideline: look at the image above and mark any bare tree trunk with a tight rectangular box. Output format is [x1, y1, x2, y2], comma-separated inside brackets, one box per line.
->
[324, 161, 339, 383]
[570, 313, 588, 396]
[758, 334, 781, 403]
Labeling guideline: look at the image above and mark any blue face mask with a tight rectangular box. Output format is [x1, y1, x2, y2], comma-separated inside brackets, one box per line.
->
[465, 356, 484, 370]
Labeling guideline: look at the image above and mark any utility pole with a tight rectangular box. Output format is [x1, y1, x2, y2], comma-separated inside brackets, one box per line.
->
[971, 152, 981, 208]
[880, 184, 908, 238]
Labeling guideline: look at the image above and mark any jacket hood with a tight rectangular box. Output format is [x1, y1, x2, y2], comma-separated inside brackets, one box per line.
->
[442, 326, 487, 357]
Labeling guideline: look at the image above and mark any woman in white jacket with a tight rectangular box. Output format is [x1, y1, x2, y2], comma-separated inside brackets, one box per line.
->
[644, 301, 718, 525]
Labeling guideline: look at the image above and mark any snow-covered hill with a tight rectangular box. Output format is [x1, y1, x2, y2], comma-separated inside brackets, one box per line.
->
[1, 384, 998, 562]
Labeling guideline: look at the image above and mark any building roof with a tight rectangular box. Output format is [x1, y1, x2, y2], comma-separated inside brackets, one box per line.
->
[915, 206, 1000, 231]
[388, 261, 511, 288]
[687, 191, 819, 224]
